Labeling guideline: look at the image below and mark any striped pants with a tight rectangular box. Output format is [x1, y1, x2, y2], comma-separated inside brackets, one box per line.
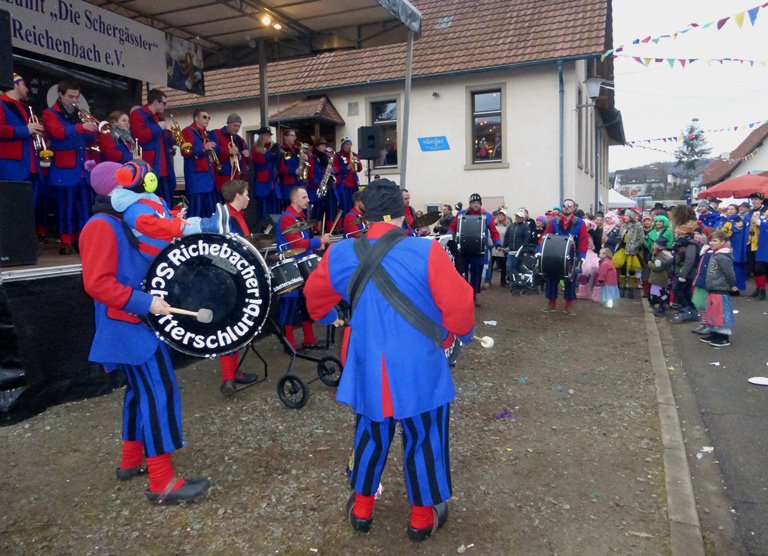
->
[350, 404, 452, 507]
[120, 345, 184, 458]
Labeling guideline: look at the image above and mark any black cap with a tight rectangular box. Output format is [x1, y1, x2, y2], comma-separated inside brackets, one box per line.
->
[469, 193, 482, 204]
[750, 192, 765, 200]
[454, 202, 463, 211]
[255, 126, 272, 135]
[362, 179, 405, 222]
[712, 198, 723, 203]
[653, 202, 664, 209]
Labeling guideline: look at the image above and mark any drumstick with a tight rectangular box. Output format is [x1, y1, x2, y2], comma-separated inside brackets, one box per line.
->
[168, 307, 214, 324]
[473, 336, 494, 348]
[321, 214, 326, 235]
[264, 224, 273, 234]
[328, 210, 344, 234]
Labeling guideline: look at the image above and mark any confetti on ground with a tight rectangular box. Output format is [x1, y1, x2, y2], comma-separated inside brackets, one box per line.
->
[709, 362, 721, 366]
[483, 320, 497, 326]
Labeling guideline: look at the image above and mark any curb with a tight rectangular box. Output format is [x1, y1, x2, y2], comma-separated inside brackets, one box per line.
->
[642, 299, 704, 556]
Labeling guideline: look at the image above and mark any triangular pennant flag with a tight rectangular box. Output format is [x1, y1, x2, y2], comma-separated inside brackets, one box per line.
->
[652, 38, 660, 44]
[748, 6, 760, 25]
[633, 56, 644, 66]
[734, 11, 745, 28]
[750, 60, 755, 67]
[643, 57, 652, 66]
[616, 47, 623, 53]
[680, 28, 691, 34]
[601, 49, 613, 61]
[667, 58, 676, 68]
[717, 17, 730, 29]
[688, 58, 698, 64]
[655, 58, 663, 63]
[701, 22, 714, 29]
[632, 39, 640, 44]
[749, 123, 755, 128]
[679, 59, 687, 67]
[690, 22, 699, 27]
[641, 36, 652, 43]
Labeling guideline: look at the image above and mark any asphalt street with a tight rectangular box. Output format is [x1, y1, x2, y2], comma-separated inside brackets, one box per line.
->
[662, 291, 768, 555]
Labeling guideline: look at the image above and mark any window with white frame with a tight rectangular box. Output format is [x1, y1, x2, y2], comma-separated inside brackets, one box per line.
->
[470, 89, 503, 164]
[371, 100, 398, 168]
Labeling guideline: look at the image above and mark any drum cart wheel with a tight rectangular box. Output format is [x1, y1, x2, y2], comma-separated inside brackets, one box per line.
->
[316, 355, 343, 387]
[277, 374, 309, 409]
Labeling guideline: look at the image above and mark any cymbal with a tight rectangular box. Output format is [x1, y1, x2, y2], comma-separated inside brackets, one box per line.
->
[282, 248, 307, 257]
[413, 211, 441, 229]
[248, 233, 274, 249]
[349, 217, 368, 226]
[282, 220, 316, 235]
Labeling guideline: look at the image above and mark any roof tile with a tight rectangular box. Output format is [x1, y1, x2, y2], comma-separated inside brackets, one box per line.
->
[700, 123, 768, 186]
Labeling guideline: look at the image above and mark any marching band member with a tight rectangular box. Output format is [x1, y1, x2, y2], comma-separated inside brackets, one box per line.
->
[277, 129, 313, 211]
[181, 109, 221, 218]
[276, 187, 332, 350]
[42, 80, 98, 255]
[130, 89, 177, 205]
[80, 161, 210, 504]
[332, 136, 361, 215]
[310, 137, 335, 223]
[447, 193, 501, 306]
[99, 111, 137, 163]
[304, 179, 474, 541]
[343, 191, 366, 238]
[251, 126, 279, 218]
[213, 113, 249, 191]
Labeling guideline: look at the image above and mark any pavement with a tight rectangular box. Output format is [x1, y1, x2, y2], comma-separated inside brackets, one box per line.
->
[656, 290, 768, 555]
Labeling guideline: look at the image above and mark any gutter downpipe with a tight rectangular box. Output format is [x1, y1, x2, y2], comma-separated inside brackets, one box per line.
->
[400, 30, 414, 189]
[558, 60, 565, 206]
[258, 40, 269, 128]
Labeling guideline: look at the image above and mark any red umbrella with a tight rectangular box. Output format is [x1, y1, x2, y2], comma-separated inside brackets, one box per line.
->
[697, 174, 768, 200]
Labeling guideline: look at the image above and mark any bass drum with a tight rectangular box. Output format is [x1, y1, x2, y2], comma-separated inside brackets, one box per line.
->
[538, 233, 577, 280]
[456, 214, 486, 259]
[143, 233, 272, 358]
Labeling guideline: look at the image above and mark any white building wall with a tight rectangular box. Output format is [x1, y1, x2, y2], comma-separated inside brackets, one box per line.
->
[729, 148, 768, 178]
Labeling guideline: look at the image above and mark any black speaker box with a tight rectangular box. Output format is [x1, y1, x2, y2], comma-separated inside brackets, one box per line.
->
[0, 10, 12, 91]
[0, 181, 38, 267]
[357, 126, 381, 160]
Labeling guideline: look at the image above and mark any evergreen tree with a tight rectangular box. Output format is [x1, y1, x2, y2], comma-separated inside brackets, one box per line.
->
[674, 119, 711, 177]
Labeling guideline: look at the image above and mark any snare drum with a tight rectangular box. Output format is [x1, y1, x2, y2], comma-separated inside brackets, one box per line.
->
[296, 253, 321, 280]
[539, 234, 577, 280]
[270, 259, 304, 295]
[456, 214, 486, 259]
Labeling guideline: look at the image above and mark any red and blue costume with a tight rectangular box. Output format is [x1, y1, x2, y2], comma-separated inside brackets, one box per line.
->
[252, 144, 279, 218]
[722, 212, 748, 291]
[332, 150, 361, 215]
[305, 221, 474, 508]
[130, 106, 176, 205]
[343, 206, 366, 238]
[448, 208, 501, 295]
[181, 123, 220, 218]
[42, 100, 97, 245]
[310, 147, 336, 222]
[540, 213, 589, 305]
[213, 127, 247, 190]
[277, 144, 313, 210]
[98, 132, 134, 164]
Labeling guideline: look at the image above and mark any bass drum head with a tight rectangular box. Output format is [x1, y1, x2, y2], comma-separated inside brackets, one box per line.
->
[143, 233, 272, 358]
[539, 234, 576, 279]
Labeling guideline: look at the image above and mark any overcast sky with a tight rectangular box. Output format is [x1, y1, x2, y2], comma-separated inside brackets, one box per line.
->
[609, 0, 768, 171]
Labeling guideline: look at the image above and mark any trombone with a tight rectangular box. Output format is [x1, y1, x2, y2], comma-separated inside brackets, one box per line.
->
[229, 137, 241, 179]
[169, 114, 193, 156]
[28, 107, 53, 168]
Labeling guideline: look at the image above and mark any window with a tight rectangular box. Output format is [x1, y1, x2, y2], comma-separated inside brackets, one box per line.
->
[471, 90, 502, 164]
[371, 100, 398, 168]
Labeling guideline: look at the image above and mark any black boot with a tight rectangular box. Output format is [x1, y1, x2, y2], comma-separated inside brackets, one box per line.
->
[749, 288, 761, 298]
[620, 288, 626, 298]
[628, 288, 635, 299]
[759, 288, 766, 300]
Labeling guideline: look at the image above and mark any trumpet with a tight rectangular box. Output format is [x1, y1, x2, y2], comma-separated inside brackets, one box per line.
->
[131, 137, 143, 159]
[168, 114, 193, 156]
[297, 142, 311, 181]
[28, 107, 53, 168]
[229, 137, 241, 179]
[203, 129, 223, 172]
[270, 142, 292, 160]
[74, 104, 111, 134]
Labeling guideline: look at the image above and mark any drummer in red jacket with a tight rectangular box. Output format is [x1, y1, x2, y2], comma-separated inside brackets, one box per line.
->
[539, 198, 589, 315]
[343, 191, 367, 238]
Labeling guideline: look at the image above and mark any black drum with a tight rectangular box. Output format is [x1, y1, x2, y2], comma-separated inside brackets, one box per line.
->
[143, 233, 272, 358]
[456, 214, 486, 259]
[270, 258, 304, 295]
[296, 253, 320, 280]
[539, 234, 577, 280]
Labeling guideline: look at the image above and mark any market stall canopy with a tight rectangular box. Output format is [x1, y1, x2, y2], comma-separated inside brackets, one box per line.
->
[87, 0, 422, 69]
[697, 174, 768, 200]
[608, 189, 636, 209]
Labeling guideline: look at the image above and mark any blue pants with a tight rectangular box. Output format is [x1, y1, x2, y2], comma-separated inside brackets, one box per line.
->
[278, 291, 309, 326]
[51, 182, 91, 236]
[461, 259, 484, 295]
[350, 404, 452, 506]
[120, 345, 184, 458]
[335, 186, 357, 216]
[156, 175, 177, 207]
[254, 181, 280, 219]
[545, 277, 576, 301]
[734, 261, 746, 291]
[187, 190, 219, 219]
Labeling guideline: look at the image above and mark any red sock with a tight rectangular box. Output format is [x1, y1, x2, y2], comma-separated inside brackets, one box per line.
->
[302, 321, 316, 344]
[119, 440, 144, 470]
[284, 325, 297, 347]
[146, 453, 185, 493]
[60, 233, 73, 246]
[756, 276, 767, 289]
[353, 493, 375, 519]
[36, 225, 46, 237]
[565, 300, 573, 309]
[548, 300, 556, 308]
[410, 505, 434, 529]
[220, 353, 238, 382]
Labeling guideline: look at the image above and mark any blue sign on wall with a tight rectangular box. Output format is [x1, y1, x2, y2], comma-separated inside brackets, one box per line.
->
[417, 136, 450, 152]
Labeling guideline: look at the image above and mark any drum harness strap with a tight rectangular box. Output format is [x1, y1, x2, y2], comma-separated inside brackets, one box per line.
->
[347, 228, 444, 349]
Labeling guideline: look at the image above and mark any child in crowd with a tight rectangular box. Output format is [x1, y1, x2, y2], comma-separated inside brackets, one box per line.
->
[597, 248, 619, 308]
[671, 224, 699, 323]
[690, 227, 712, 334]
[701, 230, 736, 347]
[649, 236, 674, 315]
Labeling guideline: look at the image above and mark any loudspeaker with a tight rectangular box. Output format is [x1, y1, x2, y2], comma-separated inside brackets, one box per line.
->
[0, 181, 38, 267]
[0, 10, 12, 91]
[357, 126, 381, 160]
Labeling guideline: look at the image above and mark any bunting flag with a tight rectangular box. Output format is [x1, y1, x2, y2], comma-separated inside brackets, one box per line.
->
[601, 2, 768, 61]
[626, 119, 768, 146]
[623, 144, 762, 165]
[614, 54, 768, 68]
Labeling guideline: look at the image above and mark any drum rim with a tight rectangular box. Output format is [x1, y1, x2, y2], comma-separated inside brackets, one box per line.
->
[143, 232, 273, 358]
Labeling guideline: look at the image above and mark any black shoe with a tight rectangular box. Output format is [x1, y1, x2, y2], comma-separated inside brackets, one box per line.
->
[59, 244, 75, 256]
[234, 371, 258, 384]
[346, 493, 373, 533]
[748, 289, 762, 298]
[146, 477, 210, 504]
[760, 289, 767, 300]
[220, 380, 236, 397]
[690, 324, 708, 335]
[115, 464, 146, 481]
[709, 334, 731, 347]
[407, 502, 449, 541]
[619, 288, 626, 298]
[699, 334, 717, 344]
[627, 288, 635, 299]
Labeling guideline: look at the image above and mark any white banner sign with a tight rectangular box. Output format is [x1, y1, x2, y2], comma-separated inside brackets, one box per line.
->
[4, 0, 167, 84]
